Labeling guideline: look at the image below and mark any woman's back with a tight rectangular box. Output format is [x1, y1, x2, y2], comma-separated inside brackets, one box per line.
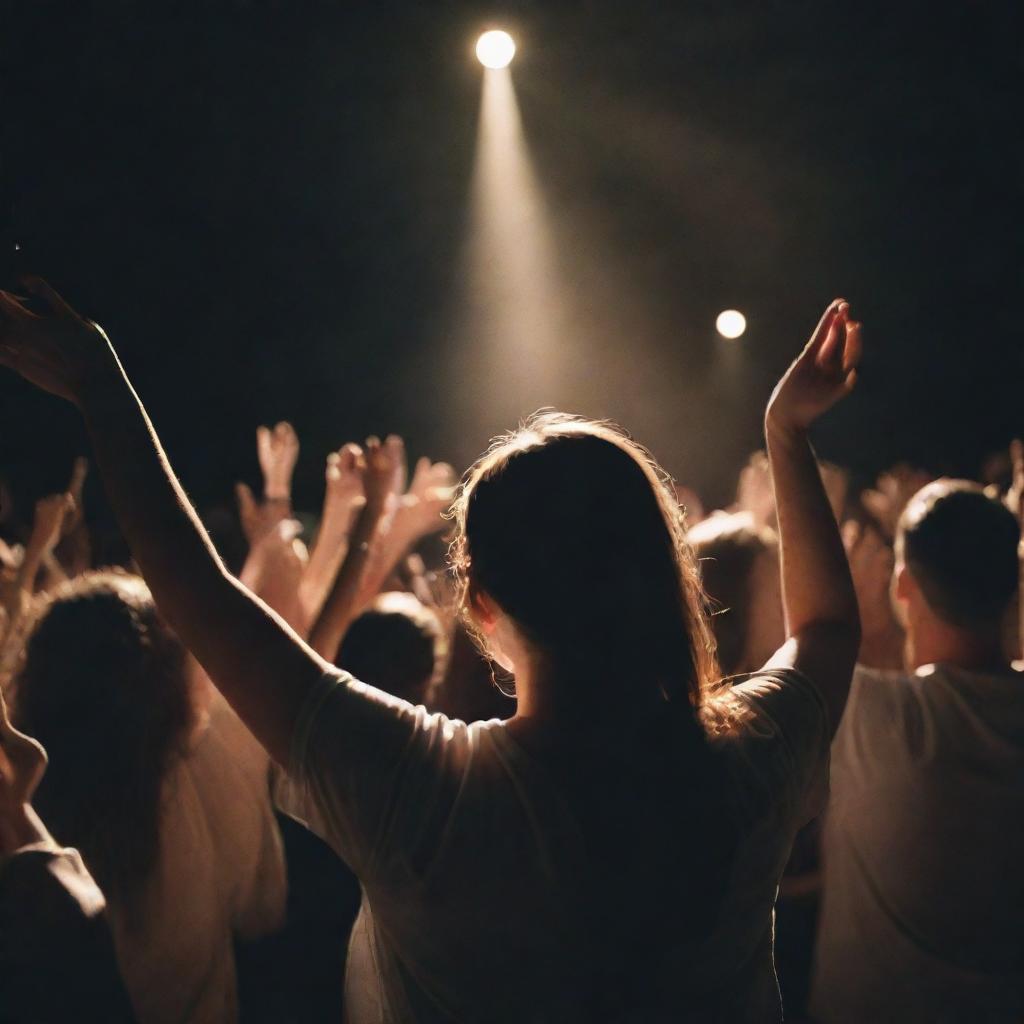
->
[287, 663, 829, 1023]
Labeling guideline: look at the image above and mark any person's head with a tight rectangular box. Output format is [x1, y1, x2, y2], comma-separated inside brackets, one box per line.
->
[450, 413, 721, 725]
[894, 480, 1019, 665]
[14, 569, 194, 901]
[337, 592, 444, 705]
[688, 513, 783, 677]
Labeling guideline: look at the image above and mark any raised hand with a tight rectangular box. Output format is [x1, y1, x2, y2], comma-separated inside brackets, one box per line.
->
[323, 443, 366, 531]
[861, 463, 933, 540]
[236, 421, 301, 545]
[31, 493, 75, 558]
[0, 278, 118, 406]
[257, 422, 300, 501]
[767, 299, 861, 436]
[395, 457, 457, 540]
[300, 444, 366, 623]
[763, 299, 863, 735]
[363, 436, 402, 511]
[236, 481, 280, 546]
[61, 456, 89, 537]
[239, 518, 309, 632]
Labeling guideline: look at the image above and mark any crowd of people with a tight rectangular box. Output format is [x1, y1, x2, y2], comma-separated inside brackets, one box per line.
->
[0, 282, 1020, 1023]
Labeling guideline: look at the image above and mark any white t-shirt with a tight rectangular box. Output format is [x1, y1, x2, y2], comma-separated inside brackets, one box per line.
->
[111, 696, 287, 1024]
[812, 664, 1024, 1023]
[284, 665, 829, 1023]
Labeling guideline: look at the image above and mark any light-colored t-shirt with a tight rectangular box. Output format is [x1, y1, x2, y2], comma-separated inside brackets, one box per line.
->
[111, 696, 287, 1024]
[284, 665, 829, 1023]
[812, 664, 1024, 1023]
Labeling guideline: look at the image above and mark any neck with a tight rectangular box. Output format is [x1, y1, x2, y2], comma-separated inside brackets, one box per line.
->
[907, 619, 1007, 673]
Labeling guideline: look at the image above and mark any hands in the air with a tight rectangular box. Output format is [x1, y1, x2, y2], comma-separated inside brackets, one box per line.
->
[30, 493, 76, 557]
[766, 299, 862, 436]
[237, 421, 300, 545]
[257, 422, 300, 501]
[395, 454, 456, 540]
[0, 278, 116, 407]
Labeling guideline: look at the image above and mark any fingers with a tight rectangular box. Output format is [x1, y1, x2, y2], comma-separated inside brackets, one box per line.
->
[814, 302, 850, 373]
[385, 434, 407, 493]
[256, 425, 272, 458]
[842, 319, 863, 375]
[274, 421, 298, 451]
[235, 481, 258, 518]
[805, 298, 847, 359]
[68, 456, 89, 496]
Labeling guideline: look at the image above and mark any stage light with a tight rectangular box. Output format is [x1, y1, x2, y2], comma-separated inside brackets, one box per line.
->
[476, 30, 516, 69]
[716, 309, 746, 339]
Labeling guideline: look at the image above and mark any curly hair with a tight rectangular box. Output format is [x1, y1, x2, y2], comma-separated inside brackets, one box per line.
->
[449, 412, 740, 736]
[14, 569, 194, 904]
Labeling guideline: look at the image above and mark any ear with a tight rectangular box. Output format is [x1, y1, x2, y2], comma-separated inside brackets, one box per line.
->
[893, 560, 915, 603]
[471, 589, 500, 635]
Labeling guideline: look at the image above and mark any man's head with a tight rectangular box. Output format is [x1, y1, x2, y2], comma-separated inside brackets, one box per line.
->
[894, 480, 1019, 649]
[337, 592, 444, 705]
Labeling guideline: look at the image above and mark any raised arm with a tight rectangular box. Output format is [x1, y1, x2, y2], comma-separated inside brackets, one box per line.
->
[0, 279, 328, 765]
[307, 439, 393, 662]
[763, 299, 862, 733]
[299, 443, 365, 624]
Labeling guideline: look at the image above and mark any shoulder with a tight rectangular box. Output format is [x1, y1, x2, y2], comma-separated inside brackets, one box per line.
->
[720, 667, 831, 824]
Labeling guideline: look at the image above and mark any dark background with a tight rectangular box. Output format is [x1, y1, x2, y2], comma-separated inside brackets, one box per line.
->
[3, 0, 1021, 530]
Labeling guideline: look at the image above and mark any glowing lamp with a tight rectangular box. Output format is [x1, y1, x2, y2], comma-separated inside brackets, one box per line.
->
[476, 30, 516, 70]
[716, 309, 747, 339]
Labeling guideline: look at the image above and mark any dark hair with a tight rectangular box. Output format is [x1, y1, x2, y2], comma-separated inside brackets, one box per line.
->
[337, 592, 444, 705]
[450, 412, 733, 732]
[14, 570, 194, 903]
[897, 480, 1020, 629]
[689, 513, 778, 677]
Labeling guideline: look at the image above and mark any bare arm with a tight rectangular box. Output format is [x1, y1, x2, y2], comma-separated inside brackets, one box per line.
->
[0, 280, 329, 765]
[299, 443, 365, 624]
[307, 441, 391, 662]
[763, 299, 862, 733]
[354, 456, 455, 608]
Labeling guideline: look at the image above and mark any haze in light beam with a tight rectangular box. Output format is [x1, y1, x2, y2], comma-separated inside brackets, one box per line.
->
[453, 68, 568, 438]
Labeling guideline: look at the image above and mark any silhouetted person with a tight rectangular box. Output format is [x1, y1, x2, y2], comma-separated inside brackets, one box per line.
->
[812, 481, 1024, 1023]
[14, 570, 286, 1024]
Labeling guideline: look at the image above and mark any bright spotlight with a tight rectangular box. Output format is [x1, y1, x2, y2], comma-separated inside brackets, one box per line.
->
[716, 309, 747, 339]
[476, 30, 516, 69]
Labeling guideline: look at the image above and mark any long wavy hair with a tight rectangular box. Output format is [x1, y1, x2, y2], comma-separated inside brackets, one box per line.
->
[450, 412, 737, 736]
[14, 570, 194, 905]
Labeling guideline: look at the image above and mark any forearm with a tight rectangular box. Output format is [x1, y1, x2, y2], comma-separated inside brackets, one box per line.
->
[301, 531, 350, 621]
[308, 498, 387, 661]
[766, 421, 859, 638]
[356, 520, 416, 608]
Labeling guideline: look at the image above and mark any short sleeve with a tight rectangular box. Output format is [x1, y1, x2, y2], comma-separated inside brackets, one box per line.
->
[729, 667, 831, 825]
[288, 669, 471, 879]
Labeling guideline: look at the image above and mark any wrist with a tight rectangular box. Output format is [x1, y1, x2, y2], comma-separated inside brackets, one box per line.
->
[764, 413, 809, 448]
